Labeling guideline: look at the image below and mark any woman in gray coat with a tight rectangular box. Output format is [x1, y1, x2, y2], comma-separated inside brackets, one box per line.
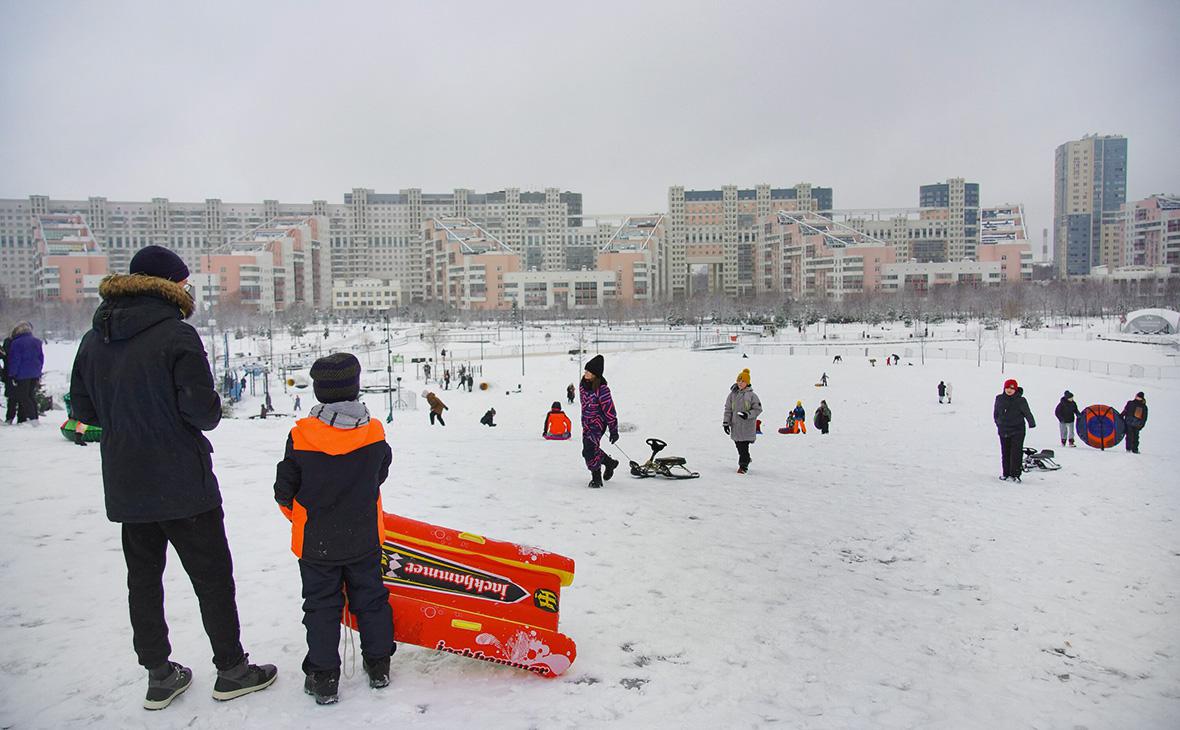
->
[723, 368, 763, 474]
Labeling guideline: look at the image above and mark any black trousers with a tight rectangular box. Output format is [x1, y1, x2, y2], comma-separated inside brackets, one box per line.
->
[4, 383, 15, 422]
[734, 440, 751, 468]
[13, 378, 37, 422]
[429, 411, 446, 426]
[121, 507, 245, 671]
[1126, 427, 1140, 452]
[999, 432, 1026, 478]
[299, 555, 395, 673]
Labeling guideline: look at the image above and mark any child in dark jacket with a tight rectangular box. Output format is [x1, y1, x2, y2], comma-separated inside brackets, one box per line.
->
[274, 353, 395, 705]
[480, 408, 497, 427]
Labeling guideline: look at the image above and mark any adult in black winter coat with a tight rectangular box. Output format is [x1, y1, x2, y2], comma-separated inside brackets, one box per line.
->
[1121, 392, 1148, 454]
[70, 246, 275, 709]
[993, 378, 1035, 481]
[1054, 390, 1080, 447]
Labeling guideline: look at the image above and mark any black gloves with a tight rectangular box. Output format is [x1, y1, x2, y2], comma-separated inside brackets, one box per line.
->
[609, 432, 619, 444]
[723, 424, 731, 434]
[737, 411, 749, 420]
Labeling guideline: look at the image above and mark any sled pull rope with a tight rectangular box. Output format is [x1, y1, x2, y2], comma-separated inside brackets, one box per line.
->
[612, 442, 635, 464]
[340, 600, 357, 679]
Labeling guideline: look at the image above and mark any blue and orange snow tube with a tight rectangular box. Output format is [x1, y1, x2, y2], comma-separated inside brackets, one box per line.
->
[345, 512, 576, 678]
[1076, 404, 1125, 450]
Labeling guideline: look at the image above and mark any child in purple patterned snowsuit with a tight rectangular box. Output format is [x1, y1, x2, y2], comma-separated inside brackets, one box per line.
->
[579, 354, 619, 489]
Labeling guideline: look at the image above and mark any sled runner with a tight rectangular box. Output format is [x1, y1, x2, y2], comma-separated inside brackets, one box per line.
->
[1022, 447, 1061, 471]
[628, 438, 700, 480]
[346, 512, 577, 678]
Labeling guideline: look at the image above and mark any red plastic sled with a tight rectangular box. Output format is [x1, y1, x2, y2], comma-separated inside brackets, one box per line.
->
[344, 513, 576, 678]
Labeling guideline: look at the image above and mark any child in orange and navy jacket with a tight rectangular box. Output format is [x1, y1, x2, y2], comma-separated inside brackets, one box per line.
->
[543, 401, 572, 440]
[274, 352, 395, 705]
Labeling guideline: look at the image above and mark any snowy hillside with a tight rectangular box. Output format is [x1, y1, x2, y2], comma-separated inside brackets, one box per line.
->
[1, 327, 1177, 729]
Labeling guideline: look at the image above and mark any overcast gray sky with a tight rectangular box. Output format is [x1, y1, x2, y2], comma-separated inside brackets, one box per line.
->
[2, 0, 1177, 243]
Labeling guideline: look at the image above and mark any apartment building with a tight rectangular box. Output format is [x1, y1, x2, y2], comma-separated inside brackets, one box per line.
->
[918, 178, 980, 261]
[1053, 134, 1128, 277]
[31, 213, 109, 303]
[1119, 194, 1180, 271]
[196, 216, 329, 314]
[666, 184, 834, 298]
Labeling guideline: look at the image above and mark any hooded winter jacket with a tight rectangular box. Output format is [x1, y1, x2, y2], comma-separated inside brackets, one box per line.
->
[723, 384, 763, 442]
[70, 274, 222, 523]
[274, 404, 391, 564]
[5, 328, 43, 380]
[543, 408, 572, 438]
[1055, 397, 1080, 424]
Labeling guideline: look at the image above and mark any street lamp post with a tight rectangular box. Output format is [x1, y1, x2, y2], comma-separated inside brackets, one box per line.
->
[385, 317, 393, 423]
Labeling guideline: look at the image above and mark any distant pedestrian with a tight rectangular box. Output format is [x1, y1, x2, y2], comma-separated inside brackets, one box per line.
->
[820, 372, 829, 387]
[1121, 392, 1148, 454]
[566, 383, 575, 404]
[814, 400, 831, 434]
[423, 363, 431, 381]
[946, 382, 953, 403]
[5, 321, 43, 423]
[937, 380, 946, 404]
[994, 378, 1035, 482]
[723, 369, 762, 474]
[293, 394, 302, 412]
[426, 391, 447, 426]
[443, 369, 451, 390]
[1054, 390, 1079, 447]
[832, 355, 842, 364]
[466, 374, 474, 392]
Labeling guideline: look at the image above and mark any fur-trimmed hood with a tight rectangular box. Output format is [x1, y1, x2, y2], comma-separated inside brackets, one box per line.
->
[92, 274, 194, 342]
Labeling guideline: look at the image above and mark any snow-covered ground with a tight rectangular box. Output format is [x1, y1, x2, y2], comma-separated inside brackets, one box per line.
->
[2, 327, 1178, 728]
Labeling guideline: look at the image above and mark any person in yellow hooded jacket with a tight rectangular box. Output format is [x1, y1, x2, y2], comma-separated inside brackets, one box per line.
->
[274, 352, 394, 705]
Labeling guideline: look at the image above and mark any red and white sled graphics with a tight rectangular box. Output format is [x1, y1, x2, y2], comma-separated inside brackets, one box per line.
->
[346, 512, 576, 678]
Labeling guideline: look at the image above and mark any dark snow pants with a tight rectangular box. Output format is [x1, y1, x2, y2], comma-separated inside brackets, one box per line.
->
[999, 432, 1026, 478]
[121, 506, 245, 671]
[298, 555, 395, 673]
[1126, 427, 1141, 452]
[12, 378, 37, 422]
[430, 411, 446, 426]
[734, 441, 752, 469]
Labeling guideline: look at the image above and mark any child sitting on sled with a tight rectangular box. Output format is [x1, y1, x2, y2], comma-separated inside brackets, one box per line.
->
[777, 401, 808, 434]
[543, 401, 572, 440]
[274, 353, 396, 705]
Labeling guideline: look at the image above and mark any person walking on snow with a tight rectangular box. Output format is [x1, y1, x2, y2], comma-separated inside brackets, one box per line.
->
[5, 321, 43, 423]
[426, 391, 448, 426]
[1121, 392, 1148, 454]
[723, 369, 763, 474]
[579, 355, 619, 488]
[1055, 390, 1080, 447]
[937, 380, 947, 404]
[946, 382, 953, 403]
[566, 383, 575, 405]
[815, 400, 832, 434]
[443, 369, 451, 390]
[993, 378, 1035, 482]
[69, 245, 276, 710]
[820, 372, 829, 386]
[273, 352, 395, 705]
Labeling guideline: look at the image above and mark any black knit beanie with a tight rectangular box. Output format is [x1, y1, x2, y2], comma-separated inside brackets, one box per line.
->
[129, 245, 190, 282]
[584, 354, 604, 377]
[310, 352, 361, 403]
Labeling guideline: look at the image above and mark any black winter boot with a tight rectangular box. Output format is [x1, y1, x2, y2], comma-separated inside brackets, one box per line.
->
[144, 661, 192, 710]
[212, 655, 278, 701]
[363, 656, 390, 689]
[304, 669, 340, 705]
[603, 456, 619, 481]
[588, 469, 603, 488]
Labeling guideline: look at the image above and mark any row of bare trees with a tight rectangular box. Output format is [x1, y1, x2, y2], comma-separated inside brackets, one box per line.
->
[3, 277, 1177, 341]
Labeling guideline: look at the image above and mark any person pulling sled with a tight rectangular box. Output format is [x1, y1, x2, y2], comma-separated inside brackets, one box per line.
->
[580, 355, 619, 488]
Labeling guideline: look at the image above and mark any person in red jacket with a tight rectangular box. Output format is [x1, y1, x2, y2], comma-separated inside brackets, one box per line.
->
[543, 401, 572, 440]
[274, 353, 395, 705]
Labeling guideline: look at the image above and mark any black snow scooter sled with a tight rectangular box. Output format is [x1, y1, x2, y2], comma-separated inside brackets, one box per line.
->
[629, 438, 700, 480]
[1022, 447, 1061, 471]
